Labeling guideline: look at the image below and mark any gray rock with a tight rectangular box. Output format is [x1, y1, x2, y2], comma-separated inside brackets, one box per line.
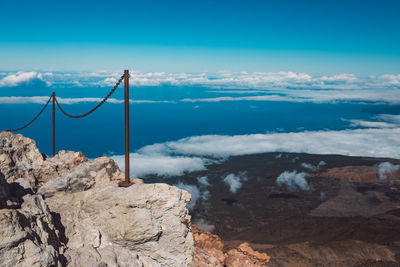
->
[0, 194, 63, 267]
[0, 132, 194, 267]
[45, 183, 193, 267]
[0, 131, 44, 190]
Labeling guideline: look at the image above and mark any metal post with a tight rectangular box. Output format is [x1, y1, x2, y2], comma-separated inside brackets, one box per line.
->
[52, 92, 56, 157]
[119, 70, 132, 187]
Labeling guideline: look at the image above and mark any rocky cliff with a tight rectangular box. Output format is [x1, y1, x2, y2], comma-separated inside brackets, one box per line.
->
[0, 132, 193, 267]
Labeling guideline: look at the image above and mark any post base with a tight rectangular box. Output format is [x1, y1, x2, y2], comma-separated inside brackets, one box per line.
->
[118, 180, 133, 187]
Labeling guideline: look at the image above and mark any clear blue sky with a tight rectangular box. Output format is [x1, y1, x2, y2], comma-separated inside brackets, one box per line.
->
[1, 0, 399, 74]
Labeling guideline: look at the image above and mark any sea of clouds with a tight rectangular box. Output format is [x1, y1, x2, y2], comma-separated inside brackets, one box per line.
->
[1, 70, 400, 105]
[2, 70, 400, 180]
[111, 114, 400, 179]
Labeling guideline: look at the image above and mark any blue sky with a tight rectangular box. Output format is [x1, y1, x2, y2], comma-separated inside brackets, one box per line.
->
[1, 0, 400, 73]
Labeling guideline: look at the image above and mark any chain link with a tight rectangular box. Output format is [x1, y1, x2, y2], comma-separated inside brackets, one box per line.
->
[232, 246, 269, 266]
[5, 95, 53, 132]
[4, 73, 125, 132]
[55, 75, 124, 118]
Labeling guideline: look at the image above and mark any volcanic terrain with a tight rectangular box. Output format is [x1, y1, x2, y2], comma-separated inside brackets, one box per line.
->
[144, 152, 400, 266]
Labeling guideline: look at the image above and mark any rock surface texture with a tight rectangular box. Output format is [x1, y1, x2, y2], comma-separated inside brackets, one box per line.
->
[0, 132, 193, 267]
[192, 232, 270, 267]
[0, 192, 63, 267]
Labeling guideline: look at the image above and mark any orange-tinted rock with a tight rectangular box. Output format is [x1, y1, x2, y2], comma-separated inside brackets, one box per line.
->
[224, 242, 270, 267]
[193, 232, 225, 267]
[193, 232, 271, 267]
[319, 165, 379, 182]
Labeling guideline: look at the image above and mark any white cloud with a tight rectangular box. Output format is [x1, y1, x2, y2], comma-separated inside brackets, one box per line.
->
[106, 113, 400, 183]
[374, 114, 400, 125]
[136, 128, 400, 159]
[207, 90, 267, 94]
[95, 77, 122, 87]
[300, 162, 317, 171]
[181, 88, 400, 105]
[173, 182, 210, 211]
[320, 74, 358, 83]
[192, 218, 215, 232]
[0, 96, 172, 104]
[3, 70, 400, 105]
[276, 171, 310, 191]
[301, 161, 326, 171]
[109, 117, 400, 181]
[345, 119, 397, 129]
[174, 182, 200, 211]
[0, 72, 50, 87]
[128, 71, 400, 92]
[377, 162, 400, 180]
[112, 153, 207, 178]
[181, 95, 294, 103]
[200, 189, 211, 202]
[6, 70, 400, 90]
[58, 97, 124, 104]
[197, 176, 210, 187]
[223, 173, 246, 194]
[0, 96, 123, 104]
[132, 100, 174, 104]
[0, 96, 51, 104]
[380, 74, 400, 86]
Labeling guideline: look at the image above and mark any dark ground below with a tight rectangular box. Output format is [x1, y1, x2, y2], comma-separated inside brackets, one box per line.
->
[144, 152, 400, 266]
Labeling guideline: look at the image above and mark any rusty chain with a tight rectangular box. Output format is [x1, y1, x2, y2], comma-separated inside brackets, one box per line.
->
[55, 74, 124, 118]
[4, 74, 125, 132]
[232, 246, 269, 266]
[5, 95, 53, 132]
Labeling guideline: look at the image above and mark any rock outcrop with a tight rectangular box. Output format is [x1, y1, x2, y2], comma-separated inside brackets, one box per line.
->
[0, 132, 193, 267]
[0, 191, 63, 267]
[193, 232, 225, 267]
[192, 232, 270, 267]
[44, 183, 193, 267]
[224, 243, 271, 267]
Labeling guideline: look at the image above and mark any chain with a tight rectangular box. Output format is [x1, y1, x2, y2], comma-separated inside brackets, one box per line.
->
[4, 74, 124, 132]
[5, 95, 53, 132]
[55, 75, 124, 118]
[233, 246, 269, 266]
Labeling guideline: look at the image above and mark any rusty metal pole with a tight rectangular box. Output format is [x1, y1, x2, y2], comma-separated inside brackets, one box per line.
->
[119, 70, 132, 187]
[52, 92, 56, 157]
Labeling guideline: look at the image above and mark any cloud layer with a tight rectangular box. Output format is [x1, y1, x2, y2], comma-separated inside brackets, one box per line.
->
[0, 72, 50, 87]
[109, 114, 400, 180]
[0, 96, 172, 104]
[5, 70, 398, 90]
[135, 128, 400, 159]
[2, 70, 400, 104]
[129, 71, 400, 90]
[112, 153, 207, 178]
